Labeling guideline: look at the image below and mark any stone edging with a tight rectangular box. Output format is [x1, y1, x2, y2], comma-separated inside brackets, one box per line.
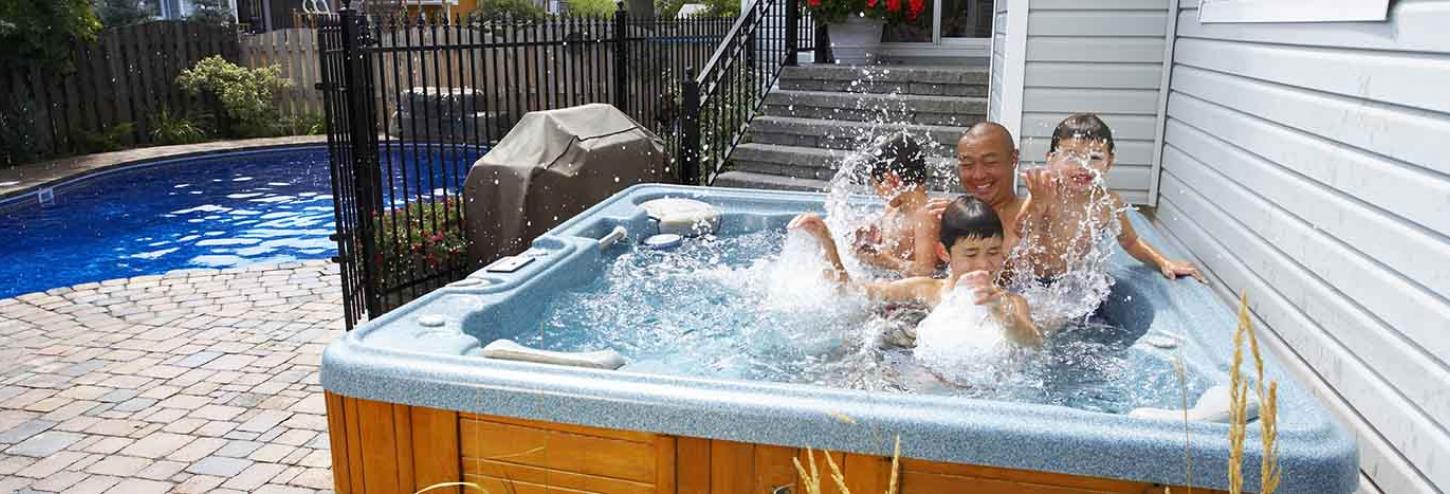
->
[0, 135, 328, 201]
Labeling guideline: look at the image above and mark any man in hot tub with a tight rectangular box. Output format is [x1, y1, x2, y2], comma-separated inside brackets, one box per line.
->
[789, 196, 1044, 348]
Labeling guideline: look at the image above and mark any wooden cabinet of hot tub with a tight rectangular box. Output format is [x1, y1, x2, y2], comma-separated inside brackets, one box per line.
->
[326, 392, 1222, 494]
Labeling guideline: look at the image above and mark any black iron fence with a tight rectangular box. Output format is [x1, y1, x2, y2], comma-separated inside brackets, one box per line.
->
[318, 3, 742, 327]
[678, 0, 816, 185]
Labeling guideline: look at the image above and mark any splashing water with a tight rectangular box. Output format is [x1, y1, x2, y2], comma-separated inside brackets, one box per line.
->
[912, 284, 1017, 386]
[1006, 163, 1126, 330]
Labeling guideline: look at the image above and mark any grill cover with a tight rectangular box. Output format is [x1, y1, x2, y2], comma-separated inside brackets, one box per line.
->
[463, 103, 668, 264]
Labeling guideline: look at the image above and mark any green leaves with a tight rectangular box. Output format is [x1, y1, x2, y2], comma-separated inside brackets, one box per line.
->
[176, 56, 292, 138]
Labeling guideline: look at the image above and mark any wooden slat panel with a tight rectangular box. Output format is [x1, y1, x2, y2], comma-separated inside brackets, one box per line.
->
[460, 418, 660, 484]
[343, 396, 366, 492]
[356, 399, 402, 493]
[324, 392, 353, 493]
[753, 445, 798, 494]
[459, 413, 657, 442]
[677, 436, 712, 493]
[841, 453, 890, 494]
[465, 459, 656, 494]
[394, 404, 417, 493]
[412, 405, 462, 494]
[709, 440, 754, 494]
[900, 459, 1156, 492]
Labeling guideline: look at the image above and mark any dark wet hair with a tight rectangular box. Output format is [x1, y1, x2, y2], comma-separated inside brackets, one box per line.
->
[939, 195, 1003, 248]
[865, 134, 928, 186]
[1050, 113, 1115, 153]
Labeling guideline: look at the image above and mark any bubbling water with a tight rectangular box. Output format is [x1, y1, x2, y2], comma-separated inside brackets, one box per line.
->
[516, 227, 1209, 413]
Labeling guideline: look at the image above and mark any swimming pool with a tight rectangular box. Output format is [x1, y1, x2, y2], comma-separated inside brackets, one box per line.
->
[321, 184, 1358, 493]
[0, 146, 476, 298]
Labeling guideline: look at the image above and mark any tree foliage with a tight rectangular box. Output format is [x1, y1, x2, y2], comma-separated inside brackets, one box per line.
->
[0, 0, 102, 71]
[95, 0, 154, 27]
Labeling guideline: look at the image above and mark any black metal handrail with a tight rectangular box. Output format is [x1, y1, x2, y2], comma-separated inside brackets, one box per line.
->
[678, 0, 814, 185]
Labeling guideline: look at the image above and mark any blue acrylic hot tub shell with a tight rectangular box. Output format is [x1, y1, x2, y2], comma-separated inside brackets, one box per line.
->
[320, 184, 1358, 493]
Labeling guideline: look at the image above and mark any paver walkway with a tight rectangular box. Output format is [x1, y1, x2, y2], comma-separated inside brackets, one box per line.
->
[0, 261, 343, 493]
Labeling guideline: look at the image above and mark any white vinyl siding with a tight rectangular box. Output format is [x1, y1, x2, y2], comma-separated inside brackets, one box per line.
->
[1156, 1, 1450, 493]
[1016, 0, 1172, 204]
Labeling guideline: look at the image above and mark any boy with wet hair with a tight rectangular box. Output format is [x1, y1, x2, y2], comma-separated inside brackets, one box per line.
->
[848, 133, 940, 275]
[1018, 113, 1203, 281]
[790, 195, 1043, 347]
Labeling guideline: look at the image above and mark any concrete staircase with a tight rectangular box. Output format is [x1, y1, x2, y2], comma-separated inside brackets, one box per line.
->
[713, 64, 989, 192]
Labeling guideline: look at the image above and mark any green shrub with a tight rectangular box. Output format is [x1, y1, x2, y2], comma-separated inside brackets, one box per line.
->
[149, 108, 208, 145]
[176, 56, 292, 138]
[471, 0, 548, 23]
[566, 0, 618, 17]
[75, 122, 135, 153]
[374, 198, 471, 289]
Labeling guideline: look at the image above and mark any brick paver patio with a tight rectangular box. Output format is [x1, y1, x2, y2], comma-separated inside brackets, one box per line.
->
[0, 261, 343, 493]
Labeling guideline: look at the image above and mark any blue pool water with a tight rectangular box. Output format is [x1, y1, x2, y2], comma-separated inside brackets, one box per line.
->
[0, 146, 476, 298]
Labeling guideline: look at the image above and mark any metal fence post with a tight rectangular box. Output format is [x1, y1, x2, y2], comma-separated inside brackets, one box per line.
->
[679, 68, 701, 185]
[613, 2, 629, 111]
[338, 1, 384, 317]
[814, 18, 829, 63]
[785, 0, 799, 66]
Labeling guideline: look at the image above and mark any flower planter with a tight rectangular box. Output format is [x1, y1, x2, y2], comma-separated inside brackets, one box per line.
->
[827, 16, 884, 65]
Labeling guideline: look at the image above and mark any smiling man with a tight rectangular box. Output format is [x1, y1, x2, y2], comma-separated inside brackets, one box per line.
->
[909, 122, 1027, 275]
[955, 122, 1026, 245]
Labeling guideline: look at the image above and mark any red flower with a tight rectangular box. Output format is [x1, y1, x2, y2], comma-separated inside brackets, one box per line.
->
[867, 0, 878, 7]
[907, 0, 923, 19]
[808, 0, 820, 6]
[885, 0, 900, 13]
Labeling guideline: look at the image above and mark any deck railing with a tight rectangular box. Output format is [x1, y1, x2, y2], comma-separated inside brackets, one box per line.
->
[676, 0, 818, 185]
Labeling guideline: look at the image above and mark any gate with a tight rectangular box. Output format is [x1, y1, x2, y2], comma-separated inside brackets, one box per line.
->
[316, 0, 784, 328]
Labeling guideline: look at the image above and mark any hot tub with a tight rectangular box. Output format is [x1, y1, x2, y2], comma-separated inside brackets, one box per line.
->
[320, 184, 1357, 494]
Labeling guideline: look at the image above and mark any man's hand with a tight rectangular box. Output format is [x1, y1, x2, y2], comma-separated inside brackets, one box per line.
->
[957, 271, 1004, 306]
[1159, 258, 1207, 283]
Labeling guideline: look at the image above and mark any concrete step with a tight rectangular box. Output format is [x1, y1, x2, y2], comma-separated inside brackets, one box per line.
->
[711, 170, 830, 192]
[746, 115, 967, 155]
[761, 90, 987, 127]
[778, 64, 989, 97]
[728, 143, 959, 190]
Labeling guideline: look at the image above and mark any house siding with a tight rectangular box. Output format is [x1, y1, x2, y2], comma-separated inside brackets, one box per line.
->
[1018, 0, 1171, 204]
[988, 0, 1008, 121]
[1157, 1, 1450, 493]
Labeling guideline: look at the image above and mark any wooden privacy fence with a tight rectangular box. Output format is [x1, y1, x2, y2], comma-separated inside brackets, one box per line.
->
[240, 28, 325, 116]
[0, 20, 239, 163]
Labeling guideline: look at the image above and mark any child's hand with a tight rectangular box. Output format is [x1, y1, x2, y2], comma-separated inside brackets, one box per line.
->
[914, 198, 950, 237]
[788, 213, 832, 241]
[1021, 168, 1059, 210]
[1159, 258, 1207, 283]
[852, 224, 882, 254]
[957, 271, 1004, 306]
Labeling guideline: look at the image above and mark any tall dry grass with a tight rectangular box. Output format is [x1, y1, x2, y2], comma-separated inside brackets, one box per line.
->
[1228, 292, 1281, 494]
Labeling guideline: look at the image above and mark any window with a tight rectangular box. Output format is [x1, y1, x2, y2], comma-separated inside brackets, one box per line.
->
[1198, 0, 1390, 23]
